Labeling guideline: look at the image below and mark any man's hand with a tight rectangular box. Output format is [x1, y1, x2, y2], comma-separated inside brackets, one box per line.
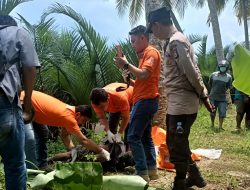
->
[122, 70, 130, 83]
[114, 133, 122, 143]
[115, 56, 128, 69]
[107, 130, 115, 143]
[22, 111, 33, 124]
[97, 148, 110, 161]
[202, 97, 215, 113]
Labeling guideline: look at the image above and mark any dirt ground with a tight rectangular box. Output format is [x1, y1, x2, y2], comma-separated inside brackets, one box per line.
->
[149, 158, 250, 190]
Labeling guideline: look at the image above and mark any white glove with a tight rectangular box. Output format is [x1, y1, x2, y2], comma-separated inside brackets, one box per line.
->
[122, 70, 130, 83]
[114, 133, 122, 143]
[100, 148, 110, 161]
[107, 130, 115, 143]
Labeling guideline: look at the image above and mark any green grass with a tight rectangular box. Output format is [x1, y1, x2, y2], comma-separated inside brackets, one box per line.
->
[189, 105, 250, 189]
[1, 105, 250, 189]
[190, 105, 250, 157]
[151, 105, 250, 189]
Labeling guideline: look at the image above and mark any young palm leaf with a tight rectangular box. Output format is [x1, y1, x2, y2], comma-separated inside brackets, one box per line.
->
[0, 0, 32, 15]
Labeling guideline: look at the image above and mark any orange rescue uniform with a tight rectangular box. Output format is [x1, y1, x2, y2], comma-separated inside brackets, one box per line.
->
[20, 91, 80, 134]
[133, 45, 161, 104]
[92, 83, 133, 117]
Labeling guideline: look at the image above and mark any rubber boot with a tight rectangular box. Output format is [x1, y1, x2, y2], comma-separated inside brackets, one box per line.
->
[186, 163, 207, 188]
[172, 178, 186, 190]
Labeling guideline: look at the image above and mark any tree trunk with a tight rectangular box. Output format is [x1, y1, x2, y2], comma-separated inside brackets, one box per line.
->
[207, 0, 225, 63]
[242, 0, 249, 49]
[145, 0, 167, 129]
[170, 10, 183, 33]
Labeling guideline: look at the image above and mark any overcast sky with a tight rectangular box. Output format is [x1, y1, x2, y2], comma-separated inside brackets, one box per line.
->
[11, 0, 246, 50]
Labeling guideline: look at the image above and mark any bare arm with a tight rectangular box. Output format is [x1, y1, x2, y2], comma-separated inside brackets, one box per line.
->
[116, 57, 150, 80]
[129, 79, 135, 86]
[127, 64, 150, 80]
[18, 28, 39, 115]
[60, 128, 75, 151]
[73, 131, 102, 154]
[119, 113, 130, 134]
[99, 116, 110, 132]
[22, 66, 36, 114]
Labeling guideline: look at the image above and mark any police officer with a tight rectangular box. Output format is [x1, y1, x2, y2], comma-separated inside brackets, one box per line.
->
[146, 7, 214, 190]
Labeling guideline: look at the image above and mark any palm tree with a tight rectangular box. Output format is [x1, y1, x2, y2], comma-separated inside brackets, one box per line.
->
[116, 0, 182, 31]
[163, 0, 225, 63]
[233, 0, 250, 49]
[0, 0, 31, 15]
[206, 0, 225, 62]
[195, 0, 250, 51]
[18, 3, 127, 107]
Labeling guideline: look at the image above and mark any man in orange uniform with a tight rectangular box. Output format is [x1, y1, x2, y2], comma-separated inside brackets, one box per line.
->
[21, 91, 110, 169]
[90, 83, 133, 144]
[115, 25, 161, 181]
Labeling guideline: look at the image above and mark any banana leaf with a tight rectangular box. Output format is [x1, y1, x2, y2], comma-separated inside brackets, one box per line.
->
[31, 162, 103, 190]
[102, 176, 147, 190]
[232, 44, 250, 95]
[30, 170, 56, 189]
[30, 162, 163, 190]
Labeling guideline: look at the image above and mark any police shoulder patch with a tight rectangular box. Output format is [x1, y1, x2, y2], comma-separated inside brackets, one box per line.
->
[170, 43, 179, 59]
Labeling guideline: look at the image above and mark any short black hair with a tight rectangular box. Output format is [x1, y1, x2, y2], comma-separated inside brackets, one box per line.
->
[0, 15, 17, 26]
[90, 88, 108, 105]
[129, 25, 149, 40]
[75, 105, 92, 119]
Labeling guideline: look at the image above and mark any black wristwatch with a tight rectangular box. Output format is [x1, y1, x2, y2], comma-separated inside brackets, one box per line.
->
[123, 63, 129, 70]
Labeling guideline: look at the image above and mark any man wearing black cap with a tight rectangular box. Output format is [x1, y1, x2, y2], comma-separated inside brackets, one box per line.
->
[146, 7, 214, 190]
[115, 25, 161, 181]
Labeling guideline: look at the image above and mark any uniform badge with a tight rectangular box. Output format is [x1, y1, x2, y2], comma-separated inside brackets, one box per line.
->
[170, 44, 179, 59]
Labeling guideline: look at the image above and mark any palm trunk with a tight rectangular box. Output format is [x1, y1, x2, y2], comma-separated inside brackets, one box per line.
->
[207, 0, 224, 63]
[170, 10, 183, 32]
[242, 0, 249, 49]
[145, 0, 167, 129]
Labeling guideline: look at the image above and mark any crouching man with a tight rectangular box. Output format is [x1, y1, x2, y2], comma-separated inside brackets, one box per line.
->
[21, 90, 110, 170]
[90, 83, 133, 146]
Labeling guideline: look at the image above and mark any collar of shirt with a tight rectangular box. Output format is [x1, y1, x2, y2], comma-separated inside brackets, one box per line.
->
[163, 28, 178, 53]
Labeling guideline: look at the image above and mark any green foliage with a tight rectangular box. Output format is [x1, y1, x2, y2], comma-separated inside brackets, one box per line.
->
[102, 176, 148, 190]
[31, 162, 103, 190]
[0, 0, 32, 15]
[48, 139, 66, 158]
[30, 162, 162, 190]
[115, 0, 144, 25]
[17, 3, 139, 107]
[0, 164, 5, 189]
[85, 128, 106, 145]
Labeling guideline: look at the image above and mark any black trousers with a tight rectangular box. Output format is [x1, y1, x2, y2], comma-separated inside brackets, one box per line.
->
[166, 113, 197, 177]
[33, 122, 49, 167]
[109, 112, 129, 149]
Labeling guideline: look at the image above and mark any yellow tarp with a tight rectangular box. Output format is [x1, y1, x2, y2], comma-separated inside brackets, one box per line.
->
[232, 44, 250, 96]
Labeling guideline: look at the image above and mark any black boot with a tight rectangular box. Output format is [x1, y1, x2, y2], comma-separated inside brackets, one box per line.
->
[186, 163, 207, 188]
[172, 178, 186, 190]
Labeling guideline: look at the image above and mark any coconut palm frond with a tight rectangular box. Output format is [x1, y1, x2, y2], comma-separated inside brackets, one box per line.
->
[0, 0, 32, 15]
